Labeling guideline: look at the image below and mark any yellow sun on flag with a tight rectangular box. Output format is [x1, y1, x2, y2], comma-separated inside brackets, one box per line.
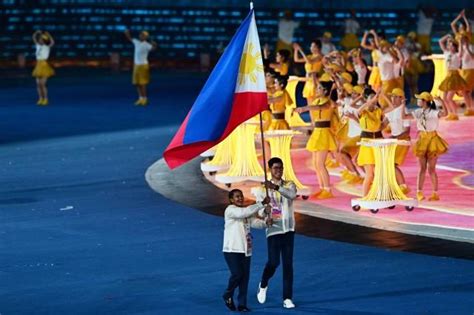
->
[238, 42, 263, 85]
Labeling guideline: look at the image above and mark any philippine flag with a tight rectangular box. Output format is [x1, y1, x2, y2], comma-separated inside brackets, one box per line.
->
[163, 9, 268, 169]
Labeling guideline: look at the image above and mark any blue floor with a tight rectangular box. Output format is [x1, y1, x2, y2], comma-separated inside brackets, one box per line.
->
[1, 70, 473, 314]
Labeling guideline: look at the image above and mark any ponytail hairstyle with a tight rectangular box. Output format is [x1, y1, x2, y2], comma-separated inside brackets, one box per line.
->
[427, 100, 437, 110]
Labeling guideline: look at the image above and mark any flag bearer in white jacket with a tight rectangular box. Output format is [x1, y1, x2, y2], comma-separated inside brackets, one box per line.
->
[222, 189, 271, 312]
[253, 157, 298, 309]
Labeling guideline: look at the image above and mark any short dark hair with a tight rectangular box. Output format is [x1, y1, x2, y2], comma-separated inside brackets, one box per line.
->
[275, 76, 288, 89]
[312, 39, 322, 49]
[277, 49, 291, 62]
[268, 157, 283, 168]
[228, 189, 242, 200]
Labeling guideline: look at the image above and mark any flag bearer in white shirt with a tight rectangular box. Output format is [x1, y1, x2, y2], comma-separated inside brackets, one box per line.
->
[222, 189, 271, 312]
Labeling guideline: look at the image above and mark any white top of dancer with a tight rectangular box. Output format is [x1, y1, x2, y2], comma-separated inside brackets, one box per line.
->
[444, 52, 461, 70]
[344, 105, 362, 137]
[379, 52, 395, 81]
[132, 39, 153, 65]
[417, 10, 434, 35]
[35, 44, 50, 61]
[462, 50, 474, 70]
[385, 106, 409, 137]
[252, 180, 297, 238]
[412, 108, 440, 132]
[344, 18, 360, 34]
[354, 63, 367, 85]
[222, 203, 267, 256]
[278, 19, 299, 44]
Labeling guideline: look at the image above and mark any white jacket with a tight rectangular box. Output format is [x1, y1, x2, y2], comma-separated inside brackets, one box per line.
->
[252, 180, 297, 238]
[222, 203, 267, 256]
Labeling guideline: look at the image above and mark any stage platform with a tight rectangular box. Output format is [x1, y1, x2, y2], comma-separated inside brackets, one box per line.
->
[147, 114, 474, 258]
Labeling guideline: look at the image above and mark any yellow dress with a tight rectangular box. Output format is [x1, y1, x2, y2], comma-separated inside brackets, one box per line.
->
[439, 70, 467, 92]
[275, 62, 289, 76]
[417, 35, 431, 54]
[302, 55, 323, 99]
[460, 69, 474, 90]
[414, 131, 448, 158]
[32, 60, 55, 78]
[306, 103, 337, 152]
[368, 50, 382, 90]
[268, 90, 291, 130]
[357, 107, 383, 166]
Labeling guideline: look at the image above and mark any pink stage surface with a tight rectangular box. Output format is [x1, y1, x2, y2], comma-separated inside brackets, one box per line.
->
[205, 115, 474, 242]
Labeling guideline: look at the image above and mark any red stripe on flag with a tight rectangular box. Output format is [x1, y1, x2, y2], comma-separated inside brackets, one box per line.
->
[163, 91, 268, 169]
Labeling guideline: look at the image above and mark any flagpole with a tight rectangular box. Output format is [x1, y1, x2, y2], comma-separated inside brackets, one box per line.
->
[251, 0, 271, 224]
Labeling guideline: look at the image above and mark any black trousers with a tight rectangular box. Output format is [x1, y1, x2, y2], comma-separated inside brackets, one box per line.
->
[223, 252, 251, 307]
[260, 231, 294, 300]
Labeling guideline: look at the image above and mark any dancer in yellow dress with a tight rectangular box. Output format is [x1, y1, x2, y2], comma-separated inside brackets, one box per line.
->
[451, 10, 472, 44]
[460, 36, 474, 115]
[124, 29, 157, 106]
[296, 81, 337, 199]
[352, 88, 386, 197]
[292, 41, 323, 107]
[361, 30, 382, 91]
[438, 34, 467, 120]
[32, 30, 55, 106]
[380, 88, 411, 194]
[267, 49, 290, 78]
[268, 77, 292, 131]
[411, 92, 448, 201]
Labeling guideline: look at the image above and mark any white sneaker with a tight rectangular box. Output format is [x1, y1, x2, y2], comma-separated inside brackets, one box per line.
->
[283, 299, 295, 309]
[257, 283, 267, 304]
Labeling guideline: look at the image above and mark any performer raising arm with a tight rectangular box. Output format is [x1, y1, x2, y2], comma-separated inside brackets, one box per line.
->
[124, 29, 157, 106]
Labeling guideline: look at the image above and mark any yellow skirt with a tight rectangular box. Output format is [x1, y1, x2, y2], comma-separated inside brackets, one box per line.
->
[394, 133, 411, 165]
[303, 79, 316, 99]
[418, 34, 431, 54]
[414, 131, 448, 158]
[460, 69, 474, 91]
[32, 60, 55, 78]
[268, 118, 290, 131]
[340, 33, 360, 51]
[357, 138, 378, 166]
[306, 127, 337, 152]
[132, 64, 150, 85]
[368, 66, 382, 90]
[341, 136, 360, 158]
[439, 70, 467, 92]
[335, 121, 349, 143]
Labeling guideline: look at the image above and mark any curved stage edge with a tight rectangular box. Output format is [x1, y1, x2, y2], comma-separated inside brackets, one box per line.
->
[146, 157, 474, 260]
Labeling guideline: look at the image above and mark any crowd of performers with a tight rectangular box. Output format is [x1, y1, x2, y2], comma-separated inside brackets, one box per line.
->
[260, 9, 474, 203]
